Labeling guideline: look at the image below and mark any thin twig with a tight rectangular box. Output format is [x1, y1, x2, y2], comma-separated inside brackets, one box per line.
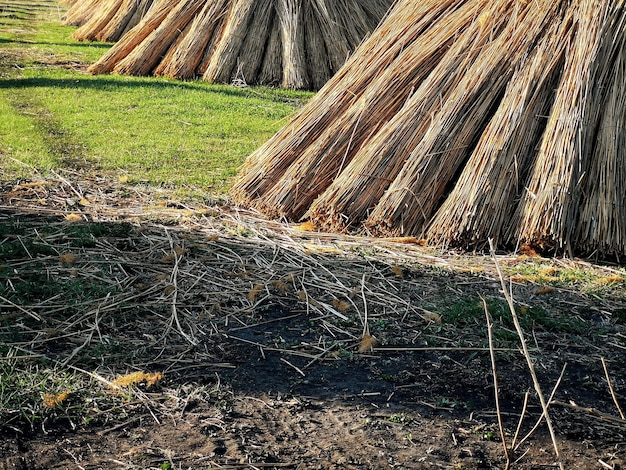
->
[489, 239, 563, 470]
[483, 296, 510, 468]
[514, 363, 567, 451]
[601, 357, 625, 420]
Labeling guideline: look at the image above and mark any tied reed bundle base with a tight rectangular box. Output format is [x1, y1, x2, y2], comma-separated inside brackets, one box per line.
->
[231, 0, 626, 259]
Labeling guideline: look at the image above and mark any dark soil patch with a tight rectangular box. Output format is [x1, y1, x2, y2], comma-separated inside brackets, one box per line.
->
[1, 181, 626, 469]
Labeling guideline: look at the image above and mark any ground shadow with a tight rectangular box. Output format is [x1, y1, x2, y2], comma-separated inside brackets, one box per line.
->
[1, 203, 625, 469]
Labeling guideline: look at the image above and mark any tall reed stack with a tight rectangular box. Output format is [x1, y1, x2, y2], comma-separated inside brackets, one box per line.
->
[70, 0, 158, 42]
[231, 0, 626, 258]
[83, 0, 393, 90]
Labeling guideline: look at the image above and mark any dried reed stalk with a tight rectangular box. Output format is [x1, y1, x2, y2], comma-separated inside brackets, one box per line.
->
[276, 0, 309, 89]
[94, 0, 156, 42]
[112, 0, 205, 76]
[87, 0, 175, 74]
[425, 8, 573, 248]
[365, 0, 564, 237]
[515, 0, 616, 252]
[307, 0, 512, 231]
[154, 0, 230, 79]
[575, 6, 626, 256]
[203, 0, 256, 84]
[72, 0, 123, 41]
[230, 0, 462, 213]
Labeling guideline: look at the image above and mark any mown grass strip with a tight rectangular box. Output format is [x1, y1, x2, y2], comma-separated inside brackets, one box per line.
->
[0, 3, 313, 200]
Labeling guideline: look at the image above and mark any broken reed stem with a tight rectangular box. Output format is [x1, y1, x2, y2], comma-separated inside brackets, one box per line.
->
[511, 391, 530, 451]
[514, 363, 567, 452]
[482, 296, 510, 468]
[489, 238, 563, 470]
[601, 357, 625, 420]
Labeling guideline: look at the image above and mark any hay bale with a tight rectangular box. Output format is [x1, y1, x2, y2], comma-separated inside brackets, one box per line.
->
[232, 0, 626, 257]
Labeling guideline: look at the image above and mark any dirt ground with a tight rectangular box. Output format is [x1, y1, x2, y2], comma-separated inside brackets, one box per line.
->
[1, 174, 626, 470]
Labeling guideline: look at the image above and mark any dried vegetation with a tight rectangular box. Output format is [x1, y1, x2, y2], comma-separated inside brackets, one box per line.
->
[232, 0, 626, 257]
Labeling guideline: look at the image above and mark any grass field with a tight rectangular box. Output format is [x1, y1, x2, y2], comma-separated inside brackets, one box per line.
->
[0, 0, 312, 200]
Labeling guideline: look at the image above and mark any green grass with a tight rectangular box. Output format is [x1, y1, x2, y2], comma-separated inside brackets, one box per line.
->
[0, 8, 313, 200]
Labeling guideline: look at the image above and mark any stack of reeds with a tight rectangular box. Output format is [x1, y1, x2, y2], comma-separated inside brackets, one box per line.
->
[231, 0, 626, 258]
[71, 0, 157, 42]
[62, 0, 108, 26]
[85, 0, 393, 89]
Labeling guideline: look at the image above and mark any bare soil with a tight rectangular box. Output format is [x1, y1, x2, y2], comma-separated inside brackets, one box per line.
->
[1, 174, 626, 470]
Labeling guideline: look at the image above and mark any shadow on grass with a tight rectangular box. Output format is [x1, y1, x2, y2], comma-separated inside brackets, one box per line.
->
[0, 75, 273, 99]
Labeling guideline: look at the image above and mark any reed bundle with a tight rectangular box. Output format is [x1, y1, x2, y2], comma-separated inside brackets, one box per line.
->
[95, 0, 149, 42]
[154, 0, 229, 79]
[231, 0, 465, 214]
[113, 0, 204, 76]
[516, 1, 626, 254]
[87, 0, 183, 75]
[85, 0, 393, 89]
[72, 0, 123, 41]
[365, 0, 565, 236]
[62, 0, 107, 26]
[425, 13, 572, 248]
[307, 0, 520, 231]
[575, 12, 626, 255]
[275, 0, 308, 89]
[232, 0, 626, 258]
[203, 0, 257, 84]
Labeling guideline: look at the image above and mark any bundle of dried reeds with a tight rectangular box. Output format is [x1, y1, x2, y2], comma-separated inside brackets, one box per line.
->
[307, 0, 521, 231]
[231, 0, 465, 214]
[232, 0, 626, 257]
[275, 0, 308, 89]
[86, 0, 393, 90]
[87, 0, 181, 75]
[425, 11, 572, 248]
[203, 0, 257, 84]
[73, 0, 156, 42]
[72, 0, 124, 41]
[575, 10, 626, 256]
[62, 0, 107, 26]
[154, 0, 230, 79]
[515, 1, 625, 253]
